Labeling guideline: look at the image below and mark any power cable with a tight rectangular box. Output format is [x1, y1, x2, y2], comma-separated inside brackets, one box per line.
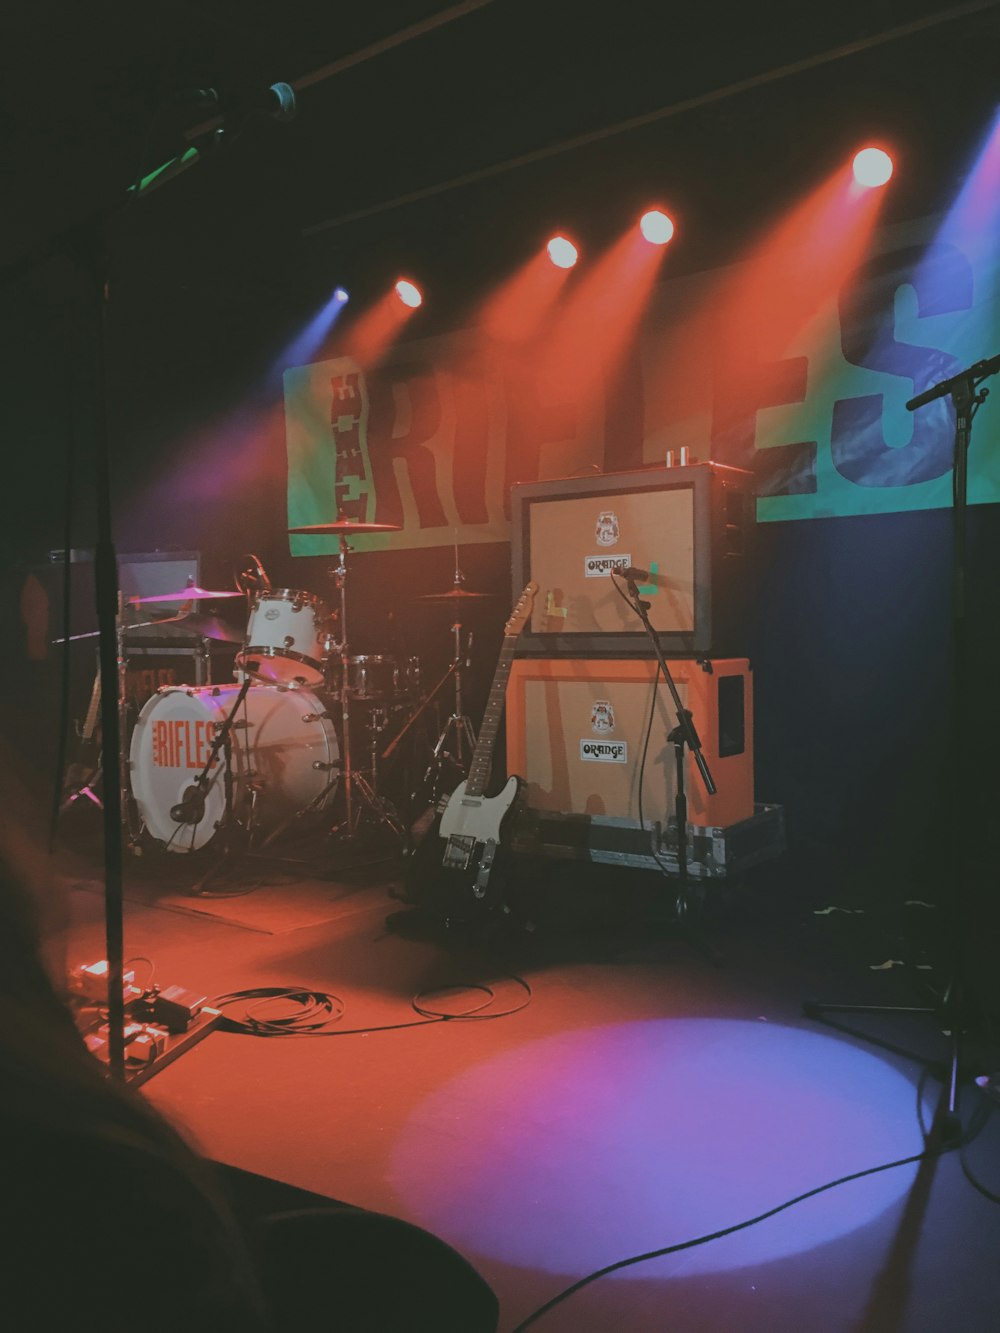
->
[509, 1137, 963, 1330]
[212, 974, 531, 1036]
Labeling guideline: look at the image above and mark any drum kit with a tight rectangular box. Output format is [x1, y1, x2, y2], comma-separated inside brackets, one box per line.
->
[70, 518, 495, 862]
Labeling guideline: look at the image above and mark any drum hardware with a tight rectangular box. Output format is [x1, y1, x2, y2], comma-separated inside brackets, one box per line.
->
[129, 681, 339, 856]
[411, 550, 492, 800]
[178, 611, 243, 643]
[419, 621, 479, 801]
[237, 587, 329, 688]
[288, 520, 404, 536]
[417, 588, 495, 602]
[292, 512, 407, 841]
[129, 581, 244, 604]
[165, 674, 254, 836]
[236, 553, 272, 595]
[55, 600, 221, 842]
[325, 653, 418, 701]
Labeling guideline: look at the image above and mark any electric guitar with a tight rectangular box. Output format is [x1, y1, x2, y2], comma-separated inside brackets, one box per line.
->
[408, 581, 537, 913]
[61, 667, 104, 813]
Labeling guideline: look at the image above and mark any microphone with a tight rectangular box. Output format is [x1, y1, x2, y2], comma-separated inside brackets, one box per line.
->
[170, 785, 206, 824]
[177, 82, 297, 123]
[905, 352, 1000, 411]
[619, 565, 651, 583]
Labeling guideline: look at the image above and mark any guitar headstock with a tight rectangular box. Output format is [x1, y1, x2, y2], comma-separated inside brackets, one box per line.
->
[504, 581, 539, 637]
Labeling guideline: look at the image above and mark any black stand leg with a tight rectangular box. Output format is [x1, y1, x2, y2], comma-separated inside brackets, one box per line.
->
[669, 727, 690, 920]
[168, 675, 254, 887]
[613, 571, 721, 960]
[804, 356, 999, 1141]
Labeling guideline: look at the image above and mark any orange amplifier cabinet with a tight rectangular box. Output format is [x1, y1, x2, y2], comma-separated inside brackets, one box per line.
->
[509, 463, 752, 658]
[506, 658, 753, 830]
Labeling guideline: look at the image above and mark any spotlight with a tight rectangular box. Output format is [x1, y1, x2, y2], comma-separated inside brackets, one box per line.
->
[395, 279, 423, 308]
[546, 236, 579, 269]
[852, 147, 893, 188]
[639, 209, 675, 245]
[334, 287, 350, 303]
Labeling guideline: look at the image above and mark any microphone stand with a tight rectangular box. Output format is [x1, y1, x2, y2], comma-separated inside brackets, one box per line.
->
[0, 115, 271, 1080]
[804, 352, 998, 1138]
[618, 573, 717, 930]
[168, 673, 254, 860]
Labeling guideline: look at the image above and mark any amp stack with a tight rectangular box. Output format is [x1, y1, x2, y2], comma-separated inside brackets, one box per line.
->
[506, 463, 784, 878]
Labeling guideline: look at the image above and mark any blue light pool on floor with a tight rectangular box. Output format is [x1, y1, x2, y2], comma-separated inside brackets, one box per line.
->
[391, 1019, 922, 1279]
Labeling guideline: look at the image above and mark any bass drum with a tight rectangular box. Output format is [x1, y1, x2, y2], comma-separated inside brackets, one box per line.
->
[129, 683, 338, 853]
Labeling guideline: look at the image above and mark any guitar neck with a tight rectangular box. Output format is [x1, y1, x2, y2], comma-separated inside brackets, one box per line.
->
[465, 636, 519, 798]
[80, 670, 102, 744]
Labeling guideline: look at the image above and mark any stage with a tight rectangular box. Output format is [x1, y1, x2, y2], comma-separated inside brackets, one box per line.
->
[57, 839, 1000, 1332]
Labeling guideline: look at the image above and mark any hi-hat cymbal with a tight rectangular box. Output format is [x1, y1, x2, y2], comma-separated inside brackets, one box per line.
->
[180, 612, 244, 643]
[418, 587, 496, 602]
[289, 520, 402, 535]
[131, 584, 243, 604]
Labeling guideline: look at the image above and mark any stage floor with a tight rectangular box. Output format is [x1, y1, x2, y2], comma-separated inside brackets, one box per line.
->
[56, 840, 1000, 1333]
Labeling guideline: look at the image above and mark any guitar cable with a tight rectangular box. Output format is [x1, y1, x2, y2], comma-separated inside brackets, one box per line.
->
[212, 974, 532, 1037]
[509, 1073, 998, 1331]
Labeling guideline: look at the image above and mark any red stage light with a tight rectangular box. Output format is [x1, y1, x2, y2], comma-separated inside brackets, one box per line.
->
[852, 147, 894, 188]
[546, 236, 579, 269]
[395, 279, 423, 308]
[639, 209, 675, 245]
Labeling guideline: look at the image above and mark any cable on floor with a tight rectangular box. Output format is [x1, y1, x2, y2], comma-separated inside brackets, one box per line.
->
[213, 975, 531, 1036]
[509, 1127, 977, 1331]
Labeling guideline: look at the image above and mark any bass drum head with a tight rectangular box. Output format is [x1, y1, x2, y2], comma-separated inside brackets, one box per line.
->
[129, 684, 339, 852]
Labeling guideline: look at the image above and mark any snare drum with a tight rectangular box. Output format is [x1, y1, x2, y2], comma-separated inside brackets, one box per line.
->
[325, 654, 420, 700]
[237, 589, 327, 687]
[342, 654, 399, 700]
[129, 683, 339, 852]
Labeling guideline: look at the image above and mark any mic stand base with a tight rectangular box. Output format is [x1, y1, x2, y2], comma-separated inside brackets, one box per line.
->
[803, 369, 992, 1142]
[801, 988, 963, 1144]
[618, 575, 720, 966]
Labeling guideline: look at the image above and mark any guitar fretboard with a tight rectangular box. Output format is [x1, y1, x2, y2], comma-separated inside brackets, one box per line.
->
[465, 636, 519, 798]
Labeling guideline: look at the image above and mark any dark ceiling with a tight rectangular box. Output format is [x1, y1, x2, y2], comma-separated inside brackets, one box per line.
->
[5, 0, 1000, 283]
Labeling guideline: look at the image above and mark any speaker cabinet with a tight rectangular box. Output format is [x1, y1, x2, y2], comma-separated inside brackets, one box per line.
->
[506, 658, 753, 830]
[510, 463, 752, 658]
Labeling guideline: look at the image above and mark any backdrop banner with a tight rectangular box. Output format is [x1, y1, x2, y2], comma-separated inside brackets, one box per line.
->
[285, 214, 1000, 555]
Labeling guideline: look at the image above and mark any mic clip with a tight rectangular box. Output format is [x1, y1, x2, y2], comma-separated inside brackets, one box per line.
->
[170, 785, 206, 824]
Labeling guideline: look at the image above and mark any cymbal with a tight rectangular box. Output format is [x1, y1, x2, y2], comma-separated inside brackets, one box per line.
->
[130, 585, 244, 604]
[180, 612, 244, 643]
[418, 588, 496, 602]
[289, 520, 402, 535]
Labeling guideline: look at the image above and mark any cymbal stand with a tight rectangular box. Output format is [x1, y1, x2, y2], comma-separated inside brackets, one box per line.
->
[421, 617, 478, 801]
[55, 602, 183, 842]
[327, 533, 405, 841]
[414, 546, 479, 797]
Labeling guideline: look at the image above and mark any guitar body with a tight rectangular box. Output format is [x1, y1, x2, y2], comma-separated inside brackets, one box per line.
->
[60, 668, 104, 819]
[401, 582, 538, 926]
[439, 775, 523, 898]
[404, 778, 522, 920]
